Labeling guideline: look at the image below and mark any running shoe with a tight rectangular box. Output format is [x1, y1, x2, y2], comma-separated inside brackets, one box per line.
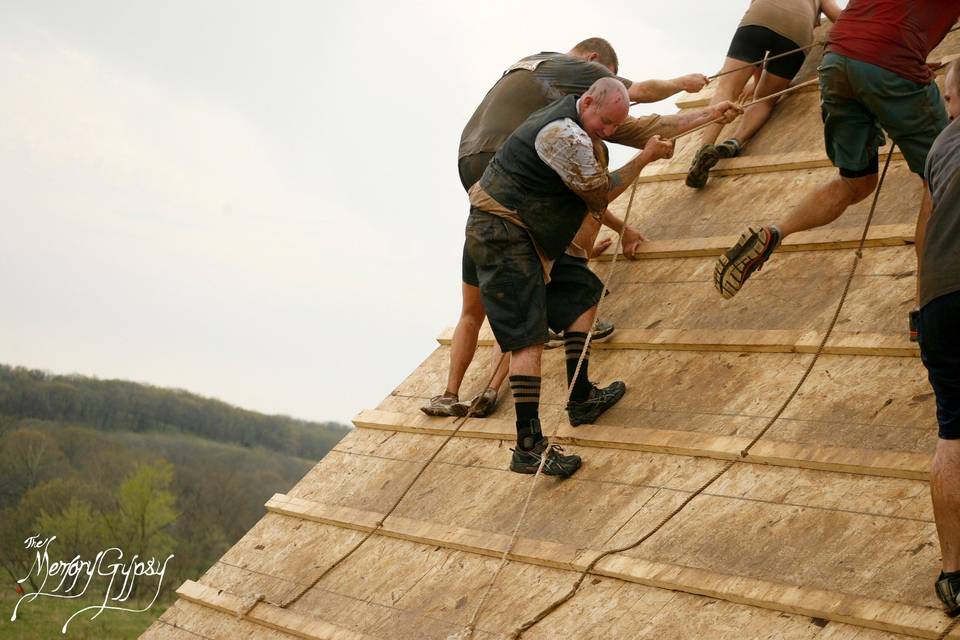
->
[714, 225, 781, 299]
[510, 437, 582, 477]
[566, 381, 627, 426]
[686, 144, 720, 189]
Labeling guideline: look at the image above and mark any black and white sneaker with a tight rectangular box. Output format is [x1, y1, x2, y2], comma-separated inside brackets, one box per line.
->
[714, 225, 781, 299]
[509, 438, 582, 477]
[566, 381, 627, 426]
[545, 321, 615, 350]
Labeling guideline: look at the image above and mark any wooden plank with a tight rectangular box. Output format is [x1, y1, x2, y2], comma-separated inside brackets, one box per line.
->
[522, 575, 915, 639]
[594, 557, 947, 639]
[176, 580, 376, 640]
[353, 409, 931, 481]
[438, 327, 917, 358]
[592, 224, 914, 261]
[605, 163, 922, 243]
[140, 599, 296, 640]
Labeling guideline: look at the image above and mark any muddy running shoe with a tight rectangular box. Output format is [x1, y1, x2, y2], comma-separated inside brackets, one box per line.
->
[715, 138, 742, 158]
[510, 438, 582, 477]
[459, 387, 498, 418]
[714, 225, 781, 300]
[566, 381, 627, 426]
[935, 572, 960, 617]
[545, 320, 615, 350]
[685, 144, 720, 189]
[420, 394, 467, 417]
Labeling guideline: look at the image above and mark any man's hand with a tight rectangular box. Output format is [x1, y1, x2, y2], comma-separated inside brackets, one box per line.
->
[676, 73, 709, 93]
[640, 135, 675, 163]
[621, 225, 648, 259]
[589, 236, 614, 259]
[711, 100, 743, 124]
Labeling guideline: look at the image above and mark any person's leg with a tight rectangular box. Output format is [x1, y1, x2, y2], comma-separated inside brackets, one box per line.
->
[509, 344, 544, 450]
[919, 291, 960, 614]
[778, 172, 878, 237]
[932, 439, 960, 573]
[445, 283, 485, 397]
[698, 60, 756, 147]
[727, 70, 792, 147]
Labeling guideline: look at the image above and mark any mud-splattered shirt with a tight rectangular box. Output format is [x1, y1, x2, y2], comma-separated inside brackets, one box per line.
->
[534, 117, 607, 195]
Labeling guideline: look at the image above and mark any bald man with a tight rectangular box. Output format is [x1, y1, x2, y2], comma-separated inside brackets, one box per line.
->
[465, 78, 675, 475]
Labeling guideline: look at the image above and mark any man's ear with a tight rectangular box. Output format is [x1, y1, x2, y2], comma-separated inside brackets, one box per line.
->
[586, 51, 599, 63]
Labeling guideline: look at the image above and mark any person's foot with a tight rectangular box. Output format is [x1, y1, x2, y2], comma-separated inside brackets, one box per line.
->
[715, 138, 742, 158]
[420, 393, 467, 417]
[509, 437, 582, 477]
[936, 572, 960, 617]
[685, 144, 720, 189]
[458, 387, 498, 418]
[566, 381, 627, 426]
[714, 225, 781, 299]
[545, 320, 615, 350]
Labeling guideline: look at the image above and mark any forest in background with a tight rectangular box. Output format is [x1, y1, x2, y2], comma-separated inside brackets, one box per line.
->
[0, 363, 351, 609]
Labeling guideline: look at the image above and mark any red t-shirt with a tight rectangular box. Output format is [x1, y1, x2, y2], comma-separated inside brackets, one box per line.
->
[827, 0, 960, 84]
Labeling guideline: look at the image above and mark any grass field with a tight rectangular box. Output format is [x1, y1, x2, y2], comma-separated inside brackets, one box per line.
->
[0, 591, 172, 639]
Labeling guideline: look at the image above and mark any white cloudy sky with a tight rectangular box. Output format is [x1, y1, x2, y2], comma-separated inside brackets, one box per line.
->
[0, 1, 796, 424]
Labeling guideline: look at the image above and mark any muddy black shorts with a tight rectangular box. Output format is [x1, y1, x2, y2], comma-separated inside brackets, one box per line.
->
[459, 152, 496, 287]
[464, 208, 603, 353]
[727, 25, 805, 81]
[919, 290, 960, 440]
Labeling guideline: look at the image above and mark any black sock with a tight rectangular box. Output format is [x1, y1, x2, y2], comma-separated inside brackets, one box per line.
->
[564, 332, 592, 402]
[510, 375, 542, 450]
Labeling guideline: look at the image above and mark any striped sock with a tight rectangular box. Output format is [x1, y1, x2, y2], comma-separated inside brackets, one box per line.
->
[509, 375, 542, 450]
[564, 332, 592, 402]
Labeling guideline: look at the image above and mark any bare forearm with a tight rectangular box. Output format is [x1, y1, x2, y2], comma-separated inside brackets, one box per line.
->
[607, 153, 653, 202]
[656, 108, 714, 139]
[629, 79, 683, 103]
[601, 209, 624, 233]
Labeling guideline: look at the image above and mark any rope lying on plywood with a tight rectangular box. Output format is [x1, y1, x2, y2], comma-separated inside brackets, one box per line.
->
[281, 351, 508, 609]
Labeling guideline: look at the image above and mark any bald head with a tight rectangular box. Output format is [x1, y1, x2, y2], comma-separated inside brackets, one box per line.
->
[578, 77, 630, 140]
[947, 59, 960, 120]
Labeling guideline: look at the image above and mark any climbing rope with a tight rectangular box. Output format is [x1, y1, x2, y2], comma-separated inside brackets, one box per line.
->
[708, 41, 825, 80]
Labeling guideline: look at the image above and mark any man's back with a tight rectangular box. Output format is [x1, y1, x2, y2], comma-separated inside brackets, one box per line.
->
[921, 117, 960, 308]
[459, 53, 624, 159]
[827, 0, 960, 84]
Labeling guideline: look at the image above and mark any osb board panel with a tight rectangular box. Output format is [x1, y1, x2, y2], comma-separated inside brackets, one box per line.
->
[197, 513, 367, 605]
[605, 163, 922, 242]
[706, 464, 932, 523]
[389, 436, 727, 551]
[612, 481, 941, 609]
[594, 247, 917, 339]
[286, 430, 441, 512]
[523, 575, 914, 640]
[140, 599, 295, 640]
[292, 535, 577, 639]
[384, 344, 934, 453]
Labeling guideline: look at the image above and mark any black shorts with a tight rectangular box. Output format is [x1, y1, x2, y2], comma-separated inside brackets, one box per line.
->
[459, 152, 496, 287]
[465, 208, 603, 353]
[727, 25, 805, 81]
[919, 290, 960, 440]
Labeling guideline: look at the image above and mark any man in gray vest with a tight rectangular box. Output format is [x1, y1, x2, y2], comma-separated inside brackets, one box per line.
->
[465, 78, 675, 476]
[425, 37, 741, 420]
[919, 59, 960, 617]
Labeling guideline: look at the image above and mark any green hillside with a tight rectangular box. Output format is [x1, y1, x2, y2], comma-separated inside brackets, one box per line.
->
[0, 364, 350, 638]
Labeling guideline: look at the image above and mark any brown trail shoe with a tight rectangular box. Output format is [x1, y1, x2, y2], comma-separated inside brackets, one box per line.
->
[457, 387, 498, 418]
[936, 572, 960, 617]
[714, 225, 781, 299]
[686, 144, 720, 189]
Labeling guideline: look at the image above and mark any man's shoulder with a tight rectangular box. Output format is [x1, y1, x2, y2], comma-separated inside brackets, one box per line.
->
[928, 119, 960, 177]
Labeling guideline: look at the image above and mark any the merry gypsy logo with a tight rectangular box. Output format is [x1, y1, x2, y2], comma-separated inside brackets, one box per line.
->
[11, 534, 175, 634]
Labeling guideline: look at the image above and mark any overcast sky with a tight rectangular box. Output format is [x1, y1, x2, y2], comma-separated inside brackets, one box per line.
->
[0, 1, 796, 424]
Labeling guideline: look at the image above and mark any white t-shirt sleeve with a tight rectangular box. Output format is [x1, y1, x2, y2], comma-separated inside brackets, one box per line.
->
[534, 119, 607, 193]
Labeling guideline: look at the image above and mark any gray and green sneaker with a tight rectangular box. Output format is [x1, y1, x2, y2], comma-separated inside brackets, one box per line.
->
[714, 225, 781, 299]
[458, 387, 498, 418]
[545, 320, 615, 350]
[566, 381, 627, 426]
[935, 572, 960, 617]
[420, 393, 467, 417]
[686, 144, 720, 189]
[510, 437, 582, 477]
